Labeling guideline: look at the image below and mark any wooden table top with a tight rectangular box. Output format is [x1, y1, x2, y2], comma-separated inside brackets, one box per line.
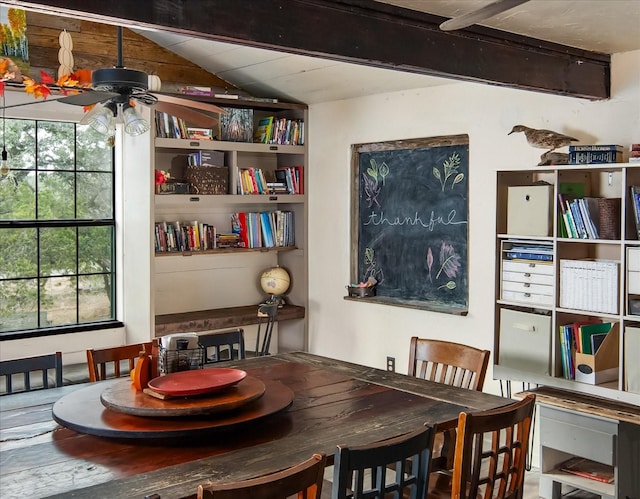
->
[0, 351, 509, 499]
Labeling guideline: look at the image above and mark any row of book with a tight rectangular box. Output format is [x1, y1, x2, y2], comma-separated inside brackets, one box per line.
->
[155, 221, 224, 253]
[253, 116, 304, 145]
[558, 321, 613, 379]
[155, 111, 216, 140]
[558, 194, 600, 239]
[231, 211, 295, 249]
[237, 166, 303, 195]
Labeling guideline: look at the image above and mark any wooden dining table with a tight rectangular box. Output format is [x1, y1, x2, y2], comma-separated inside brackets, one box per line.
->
[0, 351, 510, 499]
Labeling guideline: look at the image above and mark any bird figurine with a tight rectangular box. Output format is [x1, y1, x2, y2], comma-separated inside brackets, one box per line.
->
[509, 125, 578, 153]
[509, 125, 579, 166]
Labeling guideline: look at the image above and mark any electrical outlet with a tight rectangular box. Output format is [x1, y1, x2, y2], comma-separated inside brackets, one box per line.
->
[386, 356, 395, 372]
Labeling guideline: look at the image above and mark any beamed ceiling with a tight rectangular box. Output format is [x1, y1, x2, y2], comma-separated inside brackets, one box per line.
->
[1, 1, 639, 104]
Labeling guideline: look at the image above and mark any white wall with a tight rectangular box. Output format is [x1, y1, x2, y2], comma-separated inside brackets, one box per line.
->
[306, 50, 640, 395]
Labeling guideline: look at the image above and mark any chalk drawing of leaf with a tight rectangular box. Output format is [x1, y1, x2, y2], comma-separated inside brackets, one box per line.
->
[452, 173, 464, 189]
[432, 167, 442, 182]
[438, 281, 457, 290]
[426, 247, 433, 282]
[379, 161, 389, 185]
[362, 173, 381, 208]
[365, 247, 374, 265]
[367, 159, 379, 182]
[436, 241, 461, 280]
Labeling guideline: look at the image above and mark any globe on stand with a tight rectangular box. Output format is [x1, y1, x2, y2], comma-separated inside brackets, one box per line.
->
[260, 266, 290, 307]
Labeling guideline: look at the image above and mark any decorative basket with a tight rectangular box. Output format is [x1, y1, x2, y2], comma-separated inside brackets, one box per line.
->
[185, 165, 229, 195]
[158, 345, 205, 374]
[598, 198, 621, 240]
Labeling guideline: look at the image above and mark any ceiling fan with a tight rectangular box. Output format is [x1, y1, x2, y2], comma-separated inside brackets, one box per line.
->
[2, 26, 226, 136]
[439, 0, 530, 31]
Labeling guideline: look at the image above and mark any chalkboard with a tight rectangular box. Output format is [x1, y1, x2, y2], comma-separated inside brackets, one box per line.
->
[350, 135, 469, 315]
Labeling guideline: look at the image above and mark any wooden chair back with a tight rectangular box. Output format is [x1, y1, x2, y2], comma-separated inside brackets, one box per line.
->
[332, 424, 436, 499]
[408, 337, 490, 391]
[443, 394, 536, 499]
[197, 453, 326, 499]
[0, 352, 63, 394]
[86, 342, 152, 382]
[199, 328, 246, 364]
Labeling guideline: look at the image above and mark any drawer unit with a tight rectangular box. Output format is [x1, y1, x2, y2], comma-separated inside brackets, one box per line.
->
[539, 405, 617, 466]
[501, 260, 555, 305]
[499, 308, 552, 375]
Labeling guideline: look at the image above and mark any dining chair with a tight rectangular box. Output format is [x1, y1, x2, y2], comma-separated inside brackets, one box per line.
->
[86, 342, 152, 382]
[408, 337, 490, 391]
[408, 337, 491, 472]
[427, 394, 536, 499]
[332, 424, 436, 499]
[0, 352, 63, 394]
[199, 328, 246, 364]
[197, 452, 327, 499]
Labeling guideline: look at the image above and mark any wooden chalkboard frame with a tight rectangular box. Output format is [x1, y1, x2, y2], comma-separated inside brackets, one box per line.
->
[349, 135, 469, 315]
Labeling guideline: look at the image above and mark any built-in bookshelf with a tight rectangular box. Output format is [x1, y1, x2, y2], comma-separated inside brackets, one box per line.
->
[152, 97, 308, 353]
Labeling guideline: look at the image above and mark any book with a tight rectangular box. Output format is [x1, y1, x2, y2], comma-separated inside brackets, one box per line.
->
[569, 144, 623, 152]
[179, 86, 212, 96]
[559, 457, 615, 484]
[631, 186, 640, 239]
[505, 251, 553, 261]
[569, 150, 623, 164]
[254, 116, 274, 143]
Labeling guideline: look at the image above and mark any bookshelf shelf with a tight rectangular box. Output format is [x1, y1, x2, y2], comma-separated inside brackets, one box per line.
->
[152, 99, 308, 354]
[155, 246, 298, 257]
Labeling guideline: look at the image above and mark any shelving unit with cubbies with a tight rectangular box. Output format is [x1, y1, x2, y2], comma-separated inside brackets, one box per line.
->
[494, 162, 640, 499]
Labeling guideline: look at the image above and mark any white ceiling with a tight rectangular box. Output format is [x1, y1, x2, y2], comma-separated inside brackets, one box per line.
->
[135, 0, 640, 104]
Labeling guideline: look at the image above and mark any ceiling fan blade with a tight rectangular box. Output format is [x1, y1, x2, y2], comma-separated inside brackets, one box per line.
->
[58, 90, 120, 107]
[153, 93, 228, 116]
[153, 100, 220, 128]
[439, 0, 530, 31]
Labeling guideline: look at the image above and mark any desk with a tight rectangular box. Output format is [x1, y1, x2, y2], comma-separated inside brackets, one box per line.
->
[0, 352, 509, 499]
[524, 386, 640, 499]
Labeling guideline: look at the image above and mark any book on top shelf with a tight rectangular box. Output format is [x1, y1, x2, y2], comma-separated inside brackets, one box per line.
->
[254, 116, 274, 143]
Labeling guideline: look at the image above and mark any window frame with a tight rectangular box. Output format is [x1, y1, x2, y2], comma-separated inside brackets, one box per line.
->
[0, 118, 123, 340]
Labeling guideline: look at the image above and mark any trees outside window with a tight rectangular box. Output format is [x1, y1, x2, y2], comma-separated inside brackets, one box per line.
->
[0, 118, 116, 334]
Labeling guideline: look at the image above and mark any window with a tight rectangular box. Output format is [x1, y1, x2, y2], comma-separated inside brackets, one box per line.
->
[0, 118, 117, 337]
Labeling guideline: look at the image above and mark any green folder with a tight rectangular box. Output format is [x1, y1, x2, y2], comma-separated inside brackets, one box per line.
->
[579, 322, 613, 354]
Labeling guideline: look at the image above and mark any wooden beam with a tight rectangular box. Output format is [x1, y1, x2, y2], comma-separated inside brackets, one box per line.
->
[6, 0, 610, 99]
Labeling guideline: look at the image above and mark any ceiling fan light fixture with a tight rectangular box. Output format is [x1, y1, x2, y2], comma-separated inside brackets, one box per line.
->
[87, 101, 117, 136]
[122, 103, 150, 136]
